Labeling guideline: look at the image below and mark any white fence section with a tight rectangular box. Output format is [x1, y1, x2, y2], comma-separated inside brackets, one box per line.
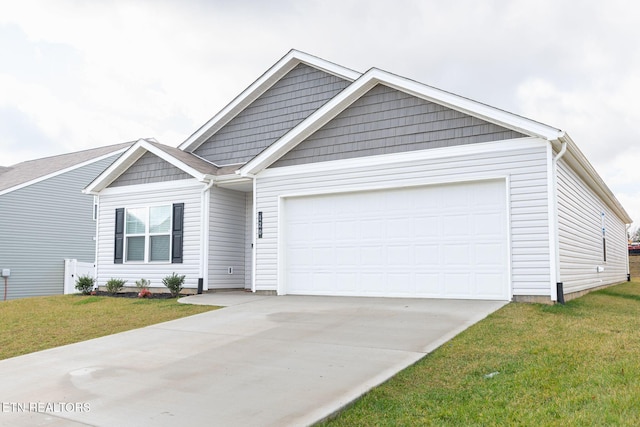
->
[64, 259, 95, 294]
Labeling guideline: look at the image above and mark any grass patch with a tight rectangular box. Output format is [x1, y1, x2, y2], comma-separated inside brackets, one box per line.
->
[320, 281, 640, 426]
[0, 294, 219, 360]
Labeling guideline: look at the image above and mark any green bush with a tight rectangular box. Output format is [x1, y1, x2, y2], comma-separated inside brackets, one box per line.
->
[105, 278, 127, 295]
[162, 273, 185, 297]
[75, 275, 95, 295]
[135, 278, 150, 290]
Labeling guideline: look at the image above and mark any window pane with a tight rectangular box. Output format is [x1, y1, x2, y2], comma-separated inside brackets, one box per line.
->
[150, 206, 171, 233]
[126, 208, 146, 234]
[150, 235, 170, 261]
[126, 236, 145, 261]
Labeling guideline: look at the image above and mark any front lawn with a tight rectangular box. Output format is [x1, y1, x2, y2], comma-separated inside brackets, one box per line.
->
[321, 281, 640, 426]
[0, 294, 219, 360]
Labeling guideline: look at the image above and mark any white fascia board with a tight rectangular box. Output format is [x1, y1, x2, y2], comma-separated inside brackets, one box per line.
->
[240, 68, 564, 177]
[84, 139, 208, 195]
[1, 146, 129, 197]
[376, 69, 564, 140]
[179, 49, 361, 152]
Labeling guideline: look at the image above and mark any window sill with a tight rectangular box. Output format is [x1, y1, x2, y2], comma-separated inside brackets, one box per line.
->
[121, 261, 173, 265]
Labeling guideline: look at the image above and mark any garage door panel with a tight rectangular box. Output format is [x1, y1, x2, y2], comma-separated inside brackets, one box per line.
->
[388, 218, 414, 237]
[361, 273, 385, 294]
[388, 273, 413, 294]
[443, 185, 470, 208]
[475, 243, 506, 265]
[473, 212, 503, 235]
[284, 180, 509, 300]
[336, 247, 359, 265]
[336, 220, 359, 238]
[361, 219, 385, 239]
[415, 273, 444, 296]
[288, 246, 312, 266]
[444, 214, 468, 235]
[312, 222, 334, 241]
[361, 247, 384, 265]
[311, 246, 334, 264]
[415, 245, 440, 265]
[443, 244, 468, 266]
[475, 273, 507, 297]
[414, 216, 441, 237]
[445, 273, 472, 296]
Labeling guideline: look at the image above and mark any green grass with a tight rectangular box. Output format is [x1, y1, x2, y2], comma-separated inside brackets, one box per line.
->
[321, 281, 640, 426]
[0, 294, 219, 360]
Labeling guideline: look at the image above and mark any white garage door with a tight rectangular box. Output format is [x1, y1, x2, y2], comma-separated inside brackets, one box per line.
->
[283, 179, 509, 300]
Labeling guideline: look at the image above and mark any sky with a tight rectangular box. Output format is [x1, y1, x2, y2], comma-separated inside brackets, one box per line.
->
[1, 0, 639, 230]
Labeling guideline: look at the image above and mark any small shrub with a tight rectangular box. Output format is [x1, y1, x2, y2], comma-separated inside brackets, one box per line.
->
[75, 275, 95, 295]
[105, 278, 127, 295]
[162, 273, 185, 298]
[135, 278, 150, 290]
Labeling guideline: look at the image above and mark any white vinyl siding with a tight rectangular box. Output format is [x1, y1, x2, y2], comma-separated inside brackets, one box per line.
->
[96, 181, 202, 289]
[556, 159, 628, 292]
[208, 187, 246, 289]
[255, 138, 552, 297]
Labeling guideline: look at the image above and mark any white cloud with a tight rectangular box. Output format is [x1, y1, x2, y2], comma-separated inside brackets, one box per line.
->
[0, 0, 638, 226]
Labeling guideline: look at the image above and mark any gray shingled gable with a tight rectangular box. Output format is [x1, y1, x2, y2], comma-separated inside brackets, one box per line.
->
[272, 84, 528, 168]
[109, 151, 195, 187]
[0, 142, 132, 193]
[192, 62, 351, 165]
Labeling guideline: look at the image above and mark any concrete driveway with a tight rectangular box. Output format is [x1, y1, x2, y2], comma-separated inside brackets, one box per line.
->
[0, 293, 506, 426]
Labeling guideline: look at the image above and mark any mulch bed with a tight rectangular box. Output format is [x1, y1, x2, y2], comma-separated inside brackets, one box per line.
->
[91, 291, 188, 299]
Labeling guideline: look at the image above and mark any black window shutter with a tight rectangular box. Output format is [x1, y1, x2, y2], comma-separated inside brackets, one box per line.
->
[114, 208, 124, 264]
[172, 203, 184, 263]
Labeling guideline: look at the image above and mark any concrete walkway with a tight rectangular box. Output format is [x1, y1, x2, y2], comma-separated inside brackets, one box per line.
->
[0, 293, 506, 426]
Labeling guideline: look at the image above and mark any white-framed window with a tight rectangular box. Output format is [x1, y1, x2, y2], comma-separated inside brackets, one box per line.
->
[124, 205, 172, 263]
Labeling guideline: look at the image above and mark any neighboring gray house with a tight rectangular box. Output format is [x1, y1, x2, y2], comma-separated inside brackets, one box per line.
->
[85, 50, 632, 303]
[0, 143, 131, 299]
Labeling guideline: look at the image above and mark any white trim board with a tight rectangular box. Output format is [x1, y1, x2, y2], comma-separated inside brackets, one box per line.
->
[257, 137, 547, 179]
[98, 178, 204, 196]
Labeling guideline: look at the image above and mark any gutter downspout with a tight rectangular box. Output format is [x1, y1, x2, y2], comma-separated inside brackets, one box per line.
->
[199, 179, 215, 293]
[251, 176, 257, 293]
[626, 224, 632, 281]
[551, 135, 568, 303]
